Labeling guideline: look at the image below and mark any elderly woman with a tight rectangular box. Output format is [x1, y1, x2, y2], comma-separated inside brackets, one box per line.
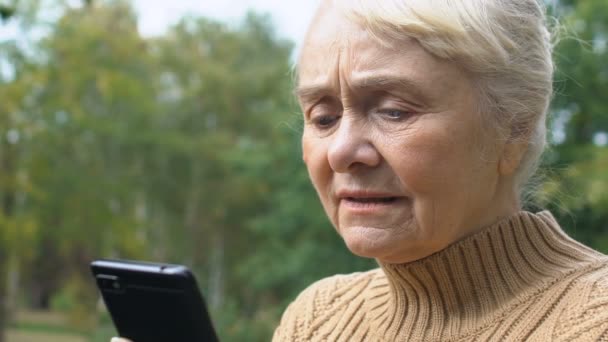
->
[271, 0, 608, 341]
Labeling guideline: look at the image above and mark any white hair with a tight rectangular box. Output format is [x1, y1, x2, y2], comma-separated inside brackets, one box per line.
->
[333, 0, 554, 196]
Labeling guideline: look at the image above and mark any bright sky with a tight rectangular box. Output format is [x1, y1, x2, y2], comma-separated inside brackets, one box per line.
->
[132, 0, 321, 56]
[0, 1, 320, 79]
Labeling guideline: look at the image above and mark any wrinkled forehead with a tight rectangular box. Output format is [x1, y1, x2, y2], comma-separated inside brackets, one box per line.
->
[301, 1, 352, 47]
[297, 0, 383, 85]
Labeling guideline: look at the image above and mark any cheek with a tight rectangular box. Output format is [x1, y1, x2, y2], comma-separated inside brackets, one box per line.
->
[386, 123, 475, 194]
[302, 135, 340, 227]
[302, 133, 320, 174]
[302, 134, 331, 196]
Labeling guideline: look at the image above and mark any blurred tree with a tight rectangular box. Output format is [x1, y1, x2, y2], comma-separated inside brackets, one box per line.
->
[0, 5, 15, 22]
[541, 0, 608, 254]
[149, 10, 296, 315]
[23, 0, 155, 326]
[552, 0, 608, 145]
[1, 0, 156, 334]
[4, 2, 304, 339]
[0, 1, 46, 339]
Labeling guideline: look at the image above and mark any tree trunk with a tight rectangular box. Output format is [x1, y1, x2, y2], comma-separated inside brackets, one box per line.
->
[6, 255, 18, 322]
[0, 254, 20, 342]
[0, 142, 17, 342]
[207, 231, 225, 311]
[0, 255, 7, 342]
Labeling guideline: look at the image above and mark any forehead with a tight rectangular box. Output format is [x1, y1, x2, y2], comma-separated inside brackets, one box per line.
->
[298, 0, 462, 86]
[297, 3, 369, 81]
[297, 2, 463, 95]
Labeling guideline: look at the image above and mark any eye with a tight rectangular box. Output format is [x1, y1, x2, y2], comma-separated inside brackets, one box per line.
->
[312, 114, 340, 129]
[308, 100, 342, 130]
[377, 108, 411, 120]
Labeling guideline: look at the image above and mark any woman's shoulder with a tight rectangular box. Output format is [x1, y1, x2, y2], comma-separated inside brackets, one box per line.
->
[272, 268, 384, 341]
[551, 259, 608, 341]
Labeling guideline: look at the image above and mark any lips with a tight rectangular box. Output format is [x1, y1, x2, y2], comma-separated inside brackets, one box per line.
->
[337, 189, 404, 199]
[340, 194, 405, 214]
[337, 190, 406, 210]
[345, 197, 398, 203]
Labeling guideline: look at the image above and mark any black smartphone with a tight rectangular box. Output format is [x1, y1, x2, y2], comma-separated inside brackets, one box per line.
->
[91, 259, 219, 342]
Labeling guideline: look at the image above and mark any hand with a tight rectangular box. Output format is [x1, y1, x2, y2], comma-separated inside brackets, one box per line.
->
[111, 338, 133, 342]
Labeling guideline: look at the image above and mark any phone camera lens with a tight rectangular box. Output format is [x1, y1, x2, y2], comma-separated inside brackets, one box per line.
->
[96, 275, 123, 292]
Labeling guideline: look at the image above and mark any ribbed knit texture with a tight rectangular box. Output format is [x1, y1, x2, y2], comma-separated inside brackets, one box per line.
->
[273, 211, 608, 341]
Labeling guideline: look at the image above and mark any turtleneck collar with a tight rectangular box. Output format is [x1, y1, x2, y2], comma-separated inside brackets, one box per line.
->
[366, 211, 605, 341]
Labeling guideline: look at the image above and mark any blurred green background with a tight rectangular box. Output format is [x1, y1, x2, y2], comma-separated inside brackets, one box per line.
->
[0, 0, 606, 341]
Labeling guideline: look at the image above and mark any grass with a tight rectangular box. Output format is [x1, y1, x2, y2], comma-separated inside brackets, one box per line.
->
[5, 310, 115, 342]
[6, 329, 86, 342]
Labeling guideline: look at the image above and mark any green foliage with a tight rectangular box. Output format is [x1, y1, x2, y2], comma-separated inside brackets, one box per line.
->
[0, 6, 15, 21]
[552, 0, 608, 144]
[538, 146, 608, 252]
[539, 0, 608, 253]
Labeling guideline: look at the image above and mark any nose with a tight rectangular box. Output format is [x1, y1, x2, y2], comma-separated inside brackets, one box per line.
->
[327, 116, 381, 173]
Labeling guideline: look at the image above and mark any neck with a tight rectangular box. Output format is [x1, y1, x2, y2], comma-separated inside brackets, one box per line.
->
[366, 211, 602, 340]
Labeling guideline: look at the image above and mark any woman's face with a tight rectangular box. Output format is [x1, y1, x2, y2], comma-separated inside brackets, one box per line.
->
[298, 5, 519, 264]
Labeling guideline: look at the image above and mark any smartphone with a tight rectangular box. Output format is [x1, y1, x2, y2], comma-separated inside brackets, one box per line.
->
[91, 259, 219, 342]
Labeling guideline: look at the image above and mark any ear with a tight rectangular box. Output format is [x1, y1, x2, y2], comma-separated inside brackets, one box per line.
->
[498, 139, 529, 176]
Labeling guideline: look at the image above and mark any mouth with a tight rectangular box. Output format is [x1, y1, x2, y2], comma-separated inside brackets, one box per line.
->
[344, 197, 400, 204]
[341, 196, 407, 214]
[336, 190, 408, 213]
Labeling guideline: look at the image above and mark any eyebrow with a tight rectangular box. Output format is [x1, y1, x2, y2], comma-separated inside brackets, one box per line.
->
[295, 83, 334, 102]
[295, 75, 429, 103]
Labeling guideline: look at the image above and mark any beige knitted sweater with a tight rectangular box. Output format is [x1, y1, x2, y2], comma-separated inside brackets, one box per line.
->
[273, 211, 608, 341]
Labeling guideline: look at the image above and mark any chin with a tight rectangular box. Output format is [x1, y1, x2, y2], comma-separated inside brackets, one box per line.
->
[340, 225, 398, 260]
[340, 225, 436, 264]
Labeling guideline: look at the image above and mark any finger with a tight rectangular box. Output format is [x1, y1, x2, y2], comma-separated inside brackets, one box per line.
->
[111, 338, 133, 342]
